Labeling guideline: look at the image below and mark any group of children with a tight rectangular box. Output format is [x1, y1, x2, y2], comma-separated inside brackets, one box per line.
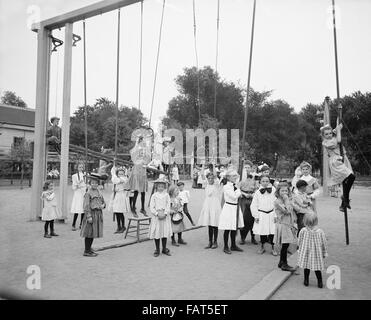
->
[39, 122, 358, 289]
[192, 160, 328, 288]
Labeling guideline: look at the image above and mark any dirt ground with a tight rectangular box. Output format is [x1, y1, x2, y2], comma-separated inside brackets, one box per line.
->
[1, 182, 370, 299]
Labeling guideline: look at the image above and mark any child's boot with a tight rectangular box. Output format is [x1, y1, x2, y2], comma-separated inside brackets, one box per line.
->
[205, 242, 212, 249]
[304, 269, 310, 287]
[223, 246, 231, 254]
[44, 233, 51, 238]
[211, 241, 218, 249]
[251, 234, 258, 245]
[315, 271, 323, 288]
[171, 235, 179, 247]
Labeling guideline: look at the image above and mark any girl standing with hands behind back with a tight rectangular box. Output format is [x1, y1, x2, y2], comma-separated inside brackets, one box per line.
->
[273, 182, 297, 272]
[80, 174, 106, 257]
[71, 163, 86, 231]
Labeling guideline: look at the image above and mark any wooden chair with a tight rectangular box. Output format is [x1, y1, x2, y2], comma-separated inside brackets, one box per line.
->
[124, 216, 151, 243]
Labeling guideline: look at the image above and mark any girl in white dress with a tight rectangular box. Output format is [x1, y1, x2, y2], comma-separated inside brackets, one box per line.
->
[71, 163, 86, 231]
[149, 177, 172, 257]
[251, 176, 278, 255]
[198, 172, 222, 249]
[110, 166, 131, 234]
[218, 169, 244, 254]
[41, 181, 61, 238]
[171, 164, 179, 185]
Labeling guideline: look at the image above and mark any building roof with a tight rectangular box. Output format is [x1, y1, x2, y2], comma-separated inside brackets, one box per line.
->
[0, 104, 35, 127]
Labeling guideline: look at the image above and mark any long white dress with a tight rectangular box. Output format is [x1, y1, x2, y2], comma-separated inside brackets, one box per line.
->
[218, 182, 244, 230]
[109, 167, 131, 214]
[198, 182, 222, 227]
[70, 172, 86, 214]
[149, 191, 173, 239]
[251, 186, 277, 235]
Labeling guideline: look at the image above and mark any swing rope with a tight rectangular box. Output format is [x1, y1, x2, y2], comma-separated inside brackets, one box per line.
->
[138, 0, 143, 111]
[214, 0, 220, 119]
[114, 9, 121, 162]
[342, 120, 371, 171]
[83, 19, 88, 174]
[192, 0, 201, 126]
[149, 0, 166, 127]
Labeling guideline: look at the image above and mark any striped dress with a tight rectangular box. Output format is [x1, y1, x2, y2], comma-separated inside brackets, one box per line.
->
[297, 227, 328, 271]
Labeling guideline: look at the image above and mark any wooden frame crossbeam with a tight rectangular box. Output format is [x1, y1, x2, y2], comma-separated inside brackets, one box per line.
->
[31, 0, 143, 32]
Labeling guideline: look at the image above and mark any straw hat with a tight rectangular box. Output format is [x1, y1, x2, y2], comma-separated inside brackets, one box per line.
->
[154, 176, 169, 185]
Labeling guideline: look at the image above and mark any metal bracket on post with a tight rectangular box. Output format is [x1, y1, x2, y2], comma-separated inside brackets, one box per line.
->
[50, 35, 64, 52]
[72, 33, 81, 46]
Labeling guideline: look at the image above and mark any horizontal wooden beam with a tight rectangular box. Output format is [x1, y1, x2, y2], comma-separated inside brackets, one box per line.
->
[32, 0, 143, 32]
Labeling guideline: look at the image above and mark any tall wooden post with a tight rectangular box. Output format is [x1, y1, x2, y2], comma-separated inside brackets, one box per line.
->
[59, 23, 74, 221]
[322, 97, 330, 196]
[30, 26, 51, 221]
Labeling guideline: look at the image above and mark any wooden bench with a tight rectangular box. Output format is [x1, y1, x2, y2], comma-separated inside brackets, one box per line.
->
[124, 216, 151, 243]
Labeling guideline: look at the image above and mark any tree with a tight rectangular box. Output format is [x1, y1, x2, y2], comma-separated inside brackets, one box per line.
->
[165, 66, 244, 130]
[1, 91, 27, 108]
[69, 98, 147, 153]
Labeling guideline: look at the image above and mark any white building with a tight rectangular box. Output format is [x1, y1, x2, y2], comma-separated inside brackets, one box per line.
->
[0, 104, 35, 159]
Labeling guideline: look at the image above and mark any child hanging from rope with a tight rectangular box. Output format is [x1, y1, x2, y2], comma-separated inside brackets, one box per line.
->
[149, 177, 172, 257]
[80, 174, 106, 257]
[321, 122, 355, 211]
[41, 181, 61, 238]
[71, 163, 86, 231]
[110, 165, 131, 234]
[198, 172, 222, 249]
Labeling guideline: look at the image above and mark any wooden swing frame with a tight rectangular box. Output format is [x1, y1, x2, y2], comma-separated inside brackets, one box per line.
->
[30, 0, 145, 221]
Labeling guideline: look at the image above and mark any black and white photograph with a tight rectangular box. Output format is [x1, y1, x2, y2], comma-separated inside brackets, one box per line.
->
[1, 0, 371, 309]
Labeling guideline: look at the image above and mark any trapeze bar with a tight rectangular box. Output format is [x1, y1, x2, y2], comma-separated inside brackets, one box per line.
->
[31, 0, 143, 32]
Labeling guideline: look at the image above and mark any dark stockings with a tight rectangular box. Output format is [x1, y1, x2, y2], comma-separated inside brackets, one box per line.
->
[161, 237, 167, 250]
[223, 230, 237, 248]
[84, 238, 94, 253]
[342, 173, 355, 201]
[280, 243, 289, 264]
[260, 234, 274, 246]
[155, 239, 160, 252]
[132, 191, 146, 210]
[304, 268, 323, 287]
[114, 212, 125, 229]
[72, 213, 84, 227]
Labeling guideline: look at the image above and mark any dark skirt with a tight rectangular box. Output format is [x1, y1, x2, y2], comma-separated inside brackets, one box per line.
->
[80, 209, 103, 238]
[239, 197, 254, 231]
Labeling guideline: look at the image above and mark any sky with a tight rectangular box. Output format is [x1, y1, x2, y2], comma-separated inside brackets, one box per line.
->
[1, 0, 371, 130]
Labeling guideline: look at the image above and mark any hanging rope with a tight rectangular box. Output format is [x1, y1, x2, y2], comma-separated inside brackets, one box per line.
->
[214, 0, 220, 119]
[192, 0, 201, 126]
[342, 120, 371, 171]
[83, 20, 88, 174]
[114, 9, 121, 162]
[149, 0, 166, 127]
[138, 0, 144, 111]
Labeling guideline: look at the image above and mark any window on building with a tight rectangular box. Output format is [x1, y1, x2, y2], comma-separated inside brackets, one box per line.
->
[13, 136, 25, 146]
